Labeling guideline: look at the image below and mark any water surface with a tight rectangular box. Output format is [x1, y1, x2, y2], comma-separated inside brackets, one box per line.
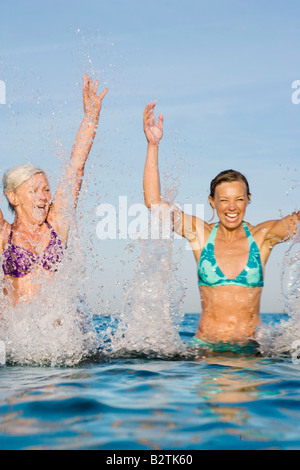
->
[1, 313, 300, 450]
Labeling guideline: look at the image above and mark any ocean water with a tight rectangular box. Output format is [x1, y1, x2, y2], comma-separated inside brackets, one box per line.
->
[1, 313, 300, 451]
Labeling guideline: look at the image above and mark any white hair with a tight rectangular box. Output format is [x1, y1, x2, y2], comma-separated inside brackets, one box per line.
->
[3, 163, 48, 212]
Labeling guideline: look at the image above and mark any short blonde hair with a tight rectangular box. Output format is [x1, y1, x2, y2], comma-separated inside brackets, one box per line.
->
[3, 163, 48, 212]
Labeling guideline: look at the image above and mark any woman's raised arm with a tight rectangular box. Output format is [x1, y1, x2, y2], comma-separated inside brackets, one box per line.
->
[143, 102, 202, 245]
[143, 102, 163, 208]
[68, 74, 107, 204]
[49, 74, 107, 240]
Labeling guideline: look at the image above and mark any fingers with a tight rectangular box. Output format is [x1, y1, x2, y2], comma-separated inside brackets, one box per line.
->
[144, 101, 156, 115]
[143, 102, 158, 126]
[83, 74, 108, 100]
[143, 102, 163, 128]
[92, 79, 99, 94]
[99, 88, 108, 101]
[82, 73, 89, 97]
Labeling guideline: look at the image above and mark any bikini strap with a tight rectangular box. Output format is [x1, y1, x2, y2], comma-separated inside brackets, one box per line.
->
[45, 220, 55, 235]
[208, 222, 219, 243]
[8, 228, 13, 244]
[242, 222, 252, 240]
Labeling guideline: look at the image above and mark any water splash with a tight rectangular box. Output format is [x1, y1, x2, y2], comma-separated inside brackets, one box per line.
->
[0, 202, 99, 367]
[257, 224, 300, 357]
[109, 204, 185, 359]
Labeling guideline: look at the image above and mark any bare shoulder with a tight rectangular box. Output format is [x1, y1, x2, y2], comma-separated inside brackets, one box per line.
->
[191, 218, 215, 249]
[247, 212, 300, 248]
[247, 219, 276, 235]
[46, 207, 69, 244]
[170, 203, 213, 249]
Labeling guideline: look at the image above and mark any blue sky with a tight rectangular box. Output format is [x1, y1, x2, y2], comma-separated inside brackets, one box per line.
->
[0, 0, 299, 313]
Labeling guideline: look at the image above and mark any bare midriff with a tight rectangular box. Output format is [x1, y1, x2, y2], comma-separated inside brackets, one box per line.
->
[196, 285, 263, 343]
[3, 268, 54, 306]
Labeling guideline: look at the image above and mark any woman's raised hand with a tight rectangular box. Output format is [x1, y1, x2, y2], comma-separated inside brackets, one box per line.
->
[143, 102, 163, 145]
[83, 73, 108, 121]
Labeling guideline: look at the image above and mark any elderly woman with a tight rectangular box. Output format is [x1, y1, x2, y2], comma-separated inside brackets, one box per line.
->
[0, 74, 107, 306]
[143, 102, 300, 352]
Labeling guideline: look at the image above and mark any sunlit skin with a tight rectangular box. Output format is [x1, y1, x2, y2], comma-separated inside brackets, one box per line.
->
[8, 173, 52, 230]
[0, 174, 54, 304]
[143, 101, 300, 344]
[197, 181, 261, 343]
[0, 74, 108, 306]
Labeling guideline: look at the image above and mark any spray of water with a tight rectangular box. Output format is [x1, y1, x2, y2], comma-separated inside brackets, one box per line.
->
[109, 199, 186, 359]
[0, 175, 99, 367]
[257, 223, 300, 357]
[1, 225, 98, 366]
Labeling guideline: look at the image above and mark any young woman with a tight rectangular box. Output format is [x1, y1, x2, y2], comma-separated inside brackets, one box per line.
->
[0, 74, 107, 306]
[143, 101, 299, 351]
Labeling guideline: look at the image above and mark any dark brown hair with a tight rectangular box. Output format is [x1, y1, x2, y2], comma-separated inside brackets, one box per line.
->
[209, 169, 251, 199]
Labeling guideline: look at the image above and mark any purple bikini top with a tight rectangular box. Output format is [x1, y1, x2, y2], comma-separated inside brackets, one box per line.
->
[2, 221, 64, 278]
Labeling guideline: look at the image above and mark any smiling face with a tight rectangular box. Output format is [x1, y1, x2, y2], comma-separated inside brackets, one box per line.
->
[209, 180, 250, 229]
[8, 173, 52, 226]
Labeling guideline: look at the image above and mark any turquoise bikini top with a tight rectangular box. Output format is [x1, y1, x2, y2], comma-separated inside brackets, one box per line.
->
[198, 222, 264, 288]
